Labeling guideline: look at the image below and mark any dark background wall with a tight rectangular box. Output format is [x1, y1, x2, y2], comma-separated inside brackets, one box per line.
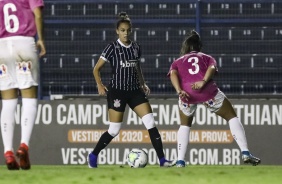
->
[41, 0, 282, 99]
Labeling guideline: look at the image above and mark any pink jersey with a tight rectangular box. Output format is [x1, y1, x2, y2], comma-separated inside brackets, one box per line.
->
[0, 0, 44, 38]
[168, 51, 219, 104]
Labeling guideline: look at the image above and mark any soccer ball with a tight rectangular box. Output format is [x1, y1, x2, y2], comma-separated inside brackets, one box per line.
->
[127, 149, 148, 168]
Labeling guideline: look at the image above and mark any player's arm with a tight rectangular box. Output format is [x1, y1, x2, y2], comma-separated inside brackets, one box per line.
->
[93, 58, 107, 96]
[170, 70, 189, 100]
[33, 7, 46, 57]
[136, 61, 150, 95]
[170, 70, 181, 94]
[192, 65, 216, 90]
[202, 65, 216, 83]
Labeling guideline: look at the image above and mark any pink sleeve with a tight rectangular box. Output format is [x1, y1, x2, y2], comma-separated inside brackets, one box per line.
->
[209, 57, 217, 67]
[209, 56, 218, 73]
[167, 61, 178, 77]
[29, 0, 44, 10]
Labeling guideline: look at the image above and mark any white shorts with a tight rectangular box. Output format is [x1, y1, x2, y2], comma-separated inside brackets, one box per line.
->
[178, 99, 197, 117]
[179, 90, 226, 116]
[0, 36, 39, 90]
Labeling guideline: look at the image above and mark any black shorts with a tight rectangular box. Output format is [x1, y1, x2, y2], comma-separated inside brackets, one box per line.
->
[107, 87, 149, 112]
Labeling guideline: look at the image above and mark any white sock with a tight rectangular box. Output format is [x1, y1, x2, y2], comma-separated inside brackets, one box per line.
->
[108, 122, 122, 137]
[141, 113, 155, 130]
[228, 117, 249, 152]
[20, 98, 38, 146]
[1, 99, 18, 153]
[177, 125, 190, 161]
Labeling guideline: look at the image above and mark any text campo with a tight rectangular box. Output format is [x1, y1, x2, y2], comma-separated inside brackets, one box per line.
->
[10, 103, 282, 125]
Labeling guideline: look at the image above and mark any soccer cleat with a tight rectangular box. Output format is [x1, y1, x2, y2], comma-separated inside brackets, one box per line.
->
[16, 143, 31, 170]
[87, 153, 98, 168]
[242, 151, 261, 166]
[159, 157, 176, 167]
[175, 160, 186, 167]
[4, 151, 19, 170]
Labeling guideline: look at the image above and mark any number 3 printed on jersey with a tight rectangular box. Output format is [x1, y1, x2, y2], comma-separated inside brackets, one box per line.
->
[188, 57, 199, 75]
[3, 3, 19, 33]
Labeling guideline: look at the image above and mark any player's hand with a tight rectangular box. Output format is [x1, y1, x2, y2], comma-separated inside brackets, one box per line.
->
[177, 90, 190, 101]
[36, 39, 46, 57]
[142, 84, 150, 96]
[97, 84, 108, 96]
[191, 80, 206, 90]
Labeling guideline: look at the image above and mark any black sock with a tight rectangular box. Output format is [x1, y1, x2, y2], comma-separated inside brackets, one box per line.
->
[92, 131, 114, 155]
[148, 127, 165, 159]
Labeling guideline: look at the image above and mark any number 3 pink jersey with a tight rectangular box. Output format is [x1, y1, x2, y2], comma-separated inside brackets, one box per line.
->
[0, 0, 44, 38]
[168, 51, 219, 104]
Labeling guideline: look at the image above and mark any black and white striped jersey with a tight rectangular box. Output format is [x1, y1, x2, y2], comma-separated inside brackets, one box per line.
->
[100, 39, 141, 91]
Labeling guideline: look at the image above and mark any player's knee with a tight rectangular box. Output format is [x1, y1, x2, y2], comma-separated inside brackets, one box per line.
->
[142, 113, 156, 130]
[108, 122, 122, 137]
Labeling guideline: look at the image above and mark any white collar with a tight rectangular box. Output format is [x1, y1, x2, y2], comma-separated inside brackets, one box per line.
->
[117, 39, 132, 48]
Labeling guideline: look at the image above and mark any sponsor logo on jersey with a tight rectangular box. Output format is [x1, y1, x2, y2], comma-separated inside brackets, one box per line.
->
[120, 60, 136, 67]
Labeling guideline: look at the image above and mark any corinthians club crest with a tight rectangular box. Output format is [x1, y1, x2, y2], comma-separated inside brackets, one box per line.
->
[113, 99, 121, 108]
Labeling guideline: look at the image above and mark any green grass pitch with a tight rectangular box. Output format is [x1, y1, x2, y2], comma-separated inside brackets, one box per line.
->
[1, 165, 282, 184]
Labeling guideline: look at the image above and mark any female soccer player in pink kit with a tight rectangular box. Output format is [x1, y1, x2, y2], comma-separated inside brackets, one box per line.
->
[168, 30, 260, 167]
[0, 0, 46, 170]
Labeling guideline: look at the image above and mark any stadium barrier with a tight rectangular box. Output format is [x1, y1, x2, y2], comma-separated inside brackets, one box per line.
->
[0, 98, 281, 165]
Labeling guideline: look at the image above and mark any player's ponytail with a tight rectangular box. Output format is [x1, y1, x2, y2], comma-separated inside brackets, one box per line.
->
[180, 30, 202, 56]
[116, 12, 132, 29]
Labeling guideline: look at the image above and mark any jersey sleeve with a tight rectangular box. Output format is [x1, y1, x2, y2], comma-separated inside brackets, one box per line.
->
[137, 43, 141, 59]
[208, 56, 218, 73]
[208, 56, 217, 67]
[28, 0, 44, 10]
[100, 44, 114, 62]
[167, 60, 178, 77]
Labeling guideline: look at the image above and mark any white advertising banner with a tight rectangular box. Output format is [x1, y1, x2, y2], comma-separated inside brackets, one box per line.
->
[0, 98, 281, 165]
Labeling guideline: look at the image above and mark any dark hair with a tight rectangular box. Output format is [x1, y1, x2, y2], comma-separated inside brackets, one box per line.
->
[180, 30, 202, 56]
[116, 12, 131, 29]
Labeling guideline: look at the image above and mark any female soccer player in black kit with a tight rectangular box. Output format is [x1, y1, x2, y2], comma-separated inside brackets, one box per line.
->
[87, 12, 175, 168]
